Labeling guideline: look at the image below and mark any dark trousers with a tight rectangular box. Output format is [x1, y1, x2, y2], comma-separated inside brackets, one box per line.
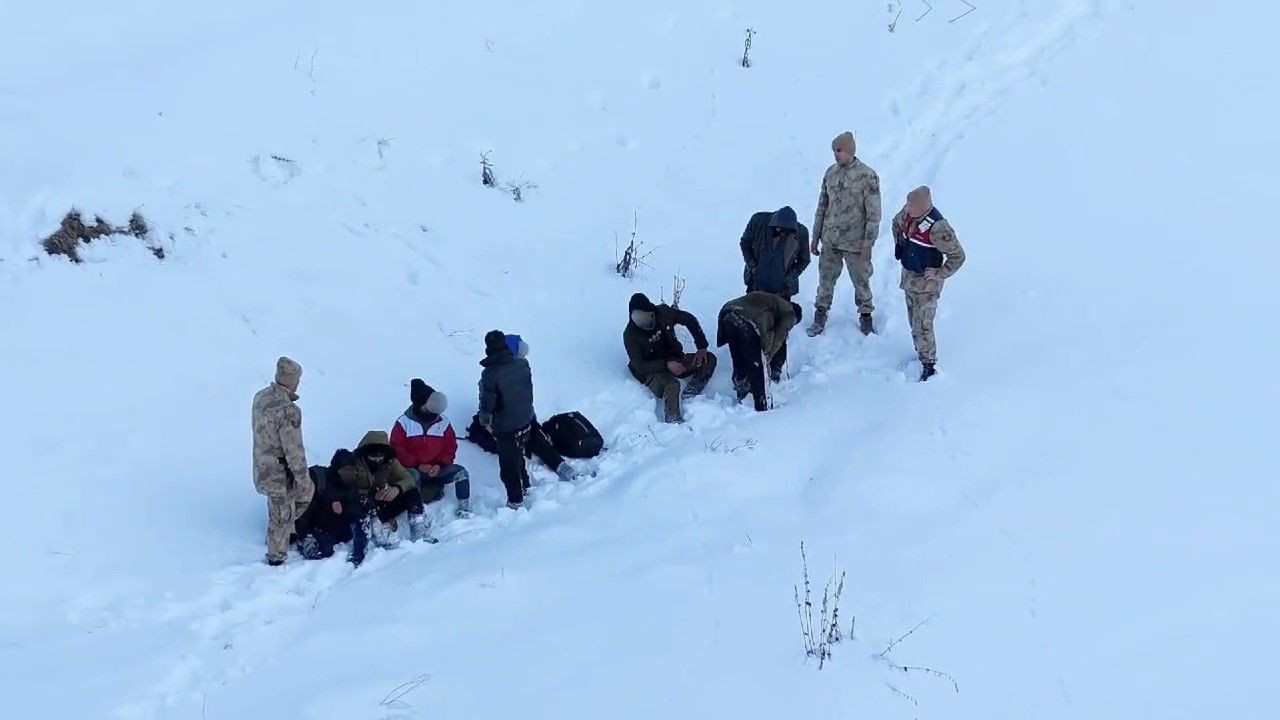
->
[719, 312, 768, 411]
[527, 419, 565, 471]
[375, 486, 424, 523]
[495, 424, 532, 504]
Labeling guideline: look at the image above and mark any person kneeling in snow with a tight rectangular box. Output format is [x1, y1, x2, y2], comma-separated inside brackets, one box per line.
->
[391, 379, 472, 520]
[717, 291, 802, 412]
[479, 330, 537, 509]
[624, 292, 716, 423]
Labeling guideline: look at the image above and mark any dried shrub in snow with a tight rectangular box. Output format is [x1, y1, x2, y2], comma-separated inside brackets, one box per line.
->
[42, 208, 163, 263]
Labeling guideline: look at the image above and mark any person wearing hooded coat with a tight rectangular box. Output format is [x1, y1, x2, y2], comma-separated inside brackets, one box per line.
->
[740, 206, 811, 298]
[478, 330, 536, 508]
[391, 379, 473, 518]
[739, 206, 810, 379]
[623, 293, 716, 423]
[337, 431, 427, 550]
[717, 292, 802, 411]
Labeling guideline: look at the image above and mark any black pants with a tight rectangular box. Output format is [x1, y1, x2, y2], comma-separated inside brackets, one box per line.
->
[296, 487, 421, 542]
[527, 419, 565, 471]
[719, 312, 768, 411]
[495, 424, 532, 504]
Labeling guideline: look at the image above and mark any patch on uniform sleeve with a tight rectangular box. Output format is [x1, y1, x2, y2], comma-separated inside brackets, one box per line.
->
[285, 404, 302, 428]
[867, 175, 880, 195]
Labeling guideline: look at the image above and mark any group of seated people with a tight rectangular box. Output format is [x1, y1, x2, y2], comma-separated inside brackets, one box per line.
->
[293, 334, 586, 565]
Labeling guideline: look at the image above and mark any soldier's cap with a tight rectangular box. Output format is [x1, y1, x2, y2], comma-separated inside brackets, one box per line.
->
[908, 185, 933, 204]
[275, 356, 302, 386]
[832, 131, 856, 155]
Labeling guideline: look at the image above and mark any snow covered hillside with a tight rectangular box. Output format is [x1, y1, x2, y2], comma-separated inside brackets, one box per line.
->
[2, 0, 1277, 718]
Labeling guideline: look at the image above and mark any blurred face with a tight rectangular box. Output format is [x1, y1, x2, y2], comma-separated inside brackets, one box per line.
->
[833, 147, 853, 166]
[364, 451, 387, 466]
[906, 195, 931, 218]
[631, 309, 656, 330]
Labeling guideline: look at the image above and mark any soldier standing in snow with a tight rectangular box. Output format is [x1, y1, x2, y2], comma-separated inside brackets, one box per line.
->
[478, 330, 537, 509]
[251, 356, 314, 566]
[892, 186, 966, 381]
[809, 131, 883, 337]
[624, 293, 716, 423]
[717, 292, 802, 411]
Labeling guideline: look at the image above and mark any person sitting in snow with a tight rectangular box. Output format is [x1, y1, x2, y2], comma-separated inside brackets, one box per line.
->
[391, 379, 472, 519]
[623, 292, 716, 423]
[478, 329, 536, 509]
[293, 460, 363, 561]
[338, 431, 430, 556]
[717, 291, 802, 412]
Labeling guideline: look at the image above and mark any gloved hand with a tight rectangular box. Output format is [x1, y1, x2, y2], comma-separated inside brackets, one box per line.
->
[478, 412, 494, 431]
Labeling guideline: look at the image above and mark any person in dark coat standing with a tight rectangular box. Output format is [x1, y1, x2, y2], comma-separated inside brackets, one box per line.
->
[739, 206, 809, 379]
[740, 206, 811, 298]
[478, 330, 536, 508]
[623, 293, 716, 423]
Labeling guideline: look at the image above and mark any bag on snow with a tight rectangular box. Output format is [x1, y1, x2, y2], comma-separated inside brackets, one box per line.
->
[541, 412, 604, 459]
[466, 413, 500, 453]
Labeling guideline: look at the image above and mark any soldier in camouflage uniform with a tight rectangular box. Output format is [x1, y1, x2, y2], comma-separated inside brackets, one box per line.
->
[892, 186, 966, 381]
[809, 131, 883, 337]
[251, 356, 314, 565]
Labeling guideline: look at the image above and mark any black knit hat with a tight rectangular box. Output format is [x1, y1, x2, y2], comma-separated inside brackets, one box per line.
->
[629, 293, 656, 312]
[410, 378, 448, 414]
[485, 330, 509, 353]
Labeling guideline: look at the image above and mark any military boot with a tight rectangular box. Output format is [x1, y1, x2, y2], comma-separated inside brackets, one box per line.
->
[920, 363, 937, 382]
[859, 313, 875, 336]
[806, 307, 829, 337]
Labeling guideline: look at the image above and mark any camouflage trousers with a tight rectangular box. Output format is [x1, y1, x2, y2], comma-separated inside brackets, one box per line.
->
[815, 247, 874, 314]
[904, 290, 941, 365]
[264, 477, 315, 564]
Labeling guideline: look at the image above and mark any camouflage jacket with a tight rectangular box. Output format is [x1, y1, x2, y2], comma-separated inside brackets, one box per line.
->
[251, 383, 307, 496]
[813, 159, 882, 251]
[892, 206, 966, 294]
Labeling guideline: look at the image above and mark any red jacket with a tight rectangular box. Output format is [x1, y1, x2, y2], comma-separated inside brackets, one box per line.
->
[390, 410, 458, 469]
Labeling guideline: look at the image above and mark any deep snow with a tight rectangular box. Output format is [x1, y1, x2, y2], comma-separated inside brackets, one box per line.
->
[2, 1, 1277, 718]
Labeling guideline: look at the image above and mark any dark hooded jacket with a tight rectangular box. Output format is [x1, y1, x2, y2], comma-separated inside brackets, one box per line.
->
[740, 207, 811, 297]
[334, 431, 416, 495]
[623, 293, 710, 381]
[479, 330, 535, 433]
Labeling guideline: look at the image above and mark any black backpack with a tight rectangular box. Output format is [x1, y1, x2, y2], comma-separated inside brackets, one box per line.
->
[541, 412, 604, 459]
[466, 414, 500, 453]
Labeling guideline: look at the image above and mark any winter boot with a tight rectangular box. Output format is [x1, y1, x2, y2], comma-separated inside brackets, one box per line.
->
[408, 513, 437, 544]
[919, 362, 937, 382]
[266, 557, 285, 567]
[859, 313, 875, 336]
[806, 307, 829, 337]
[297, 534, 321, 560]
[733, 375, 751, 402]
[455, 498, 473, 518]
[682, 374, 710, 399]
[505, 500, 524, 511]
[556, 463, 579, 482]
[369, 517, 401, 549]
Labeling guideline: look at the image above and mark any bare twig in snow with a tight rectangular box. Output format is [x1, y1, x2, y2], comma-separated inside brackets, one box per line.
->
[889, 6, 904, 32]
[671, 271, 687, 308]
[741, 28, 757, 68]
[480, 151, 496, 187]
[884, 683, 920, 718]
[916, 1, 934, 22]
[949, 1, 977, 23]
[794, 542, 848, 669]
[380, 673, 432, 707]
[876, 614, 936, 658]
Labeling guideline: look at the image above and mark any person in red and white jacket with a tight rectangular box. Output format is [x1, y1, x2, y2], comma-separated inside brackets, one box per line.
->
[390, 379, 472, 517]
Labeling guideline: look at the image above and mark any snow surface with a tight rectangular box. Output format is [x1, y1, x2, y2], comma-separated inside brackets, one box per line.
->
[2, 1, 1277, 718]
